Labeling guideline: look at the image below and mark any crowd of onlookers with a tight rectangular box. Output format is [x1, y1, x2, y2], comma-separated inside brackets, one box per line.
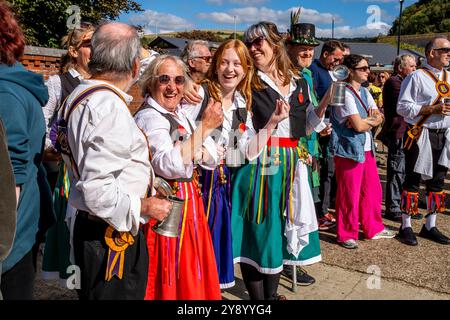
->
[1, 1, 449, 300]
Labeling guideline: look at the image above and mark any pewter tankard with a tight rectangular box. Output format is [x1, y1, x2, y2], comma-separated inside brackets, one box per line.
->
[330, 65, 350, 107]
[152, 177, 185, 238]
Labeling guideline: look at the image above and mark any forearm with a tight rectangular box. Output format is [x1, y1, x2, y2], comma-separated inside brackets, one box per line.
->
[15, 186, 20, 208]
[418, 103, 440, 116]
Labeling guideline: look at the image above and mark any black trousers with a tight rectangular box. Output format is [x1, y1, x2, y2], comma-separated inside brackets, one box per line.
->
[73, 212, 148, 300]
[1, 249, 36, 300]
[403, 129, 448, 193]
[316, 136, 336, 217]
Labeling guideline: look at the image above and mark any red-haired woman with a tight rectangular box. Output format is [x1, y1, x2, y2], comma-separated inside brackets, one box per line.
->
[0, 2, 52, 299]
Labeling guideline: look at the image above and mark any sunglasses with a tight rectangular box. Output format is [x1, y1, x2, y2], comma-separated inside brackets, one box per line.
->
[77, 39, 91, 49]
[354, 66, 370, 72]
[433, 47, 450, 53]
[155, 74, 186, 86]
[245, 36, 266, 48]
[193, 56, 212, 63]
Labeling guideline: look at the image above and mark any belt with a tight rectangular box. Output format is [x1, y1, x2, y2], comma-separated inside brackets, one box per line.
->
[428, 128, 447, 134]
[77, 210, 106, 224]
[267, 137, 299, 148]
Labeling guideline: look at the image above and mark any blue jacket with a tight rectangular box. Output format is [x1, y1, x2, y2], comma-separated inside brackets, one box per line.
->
[309, 59, 333, 101]
[0, 62, 52, 272]
[330, 86, 374, 163]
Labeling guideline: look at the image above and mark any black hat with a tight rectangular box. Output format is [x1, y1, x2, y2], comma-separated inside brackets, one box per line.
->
[288, 23, 320, 47]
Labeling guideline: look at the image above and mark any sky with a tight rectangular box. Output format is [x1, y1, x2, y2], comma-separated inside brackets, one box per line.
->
[121, 0, 417, 38]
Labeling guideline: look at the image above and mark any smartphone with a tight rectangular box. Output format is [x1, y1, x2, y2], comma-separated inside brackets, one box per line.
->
[443, 97, 450, 105]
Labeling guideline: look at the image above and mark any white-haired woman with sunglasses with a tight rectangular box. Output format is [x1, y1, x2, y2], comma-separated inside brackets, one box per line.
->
[330, 54, 395, 250]
[135, 55, 223, 300]
[231, 21, 330, 300]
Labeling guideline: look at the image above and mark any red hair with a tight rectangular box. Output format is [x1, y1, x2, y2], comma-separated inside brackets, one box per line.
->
[0, 1, 25, 65]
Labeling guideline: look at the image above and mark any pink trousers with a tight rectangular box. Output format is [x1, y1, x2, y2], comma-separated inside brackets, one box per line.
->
[334, 151, 385, 243]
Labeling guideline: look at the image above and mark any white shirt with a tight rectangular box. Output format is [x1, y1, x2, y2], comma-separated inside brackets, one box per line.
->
[134, 96, 219, 180]
[397, 62, 450, 129]
[62, 79, 153, 236]
[334, 86, 377, 151]
[43, 68, 83, 149]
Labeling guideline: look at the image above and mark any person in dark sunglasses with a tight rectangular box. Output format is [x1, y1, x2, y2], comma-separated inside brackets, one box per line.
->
[135, 54, 225, 300]
[396, 36, 450, 246]
[231, 21, 331, 301]
[331, 54, 395, 250]
[181, 40, 213, 83]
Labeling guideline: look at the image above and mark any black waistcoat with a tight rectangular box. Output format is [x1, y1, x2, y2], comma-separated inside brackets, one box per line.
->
[251, 77, 309, 138]
[59, 72, 81, 104]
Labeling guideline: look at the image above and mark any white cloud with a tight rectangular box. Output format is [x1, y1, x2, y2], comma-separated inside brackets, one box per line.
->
[197, 6, 344, 31]
[317, 22, 391, 39]
[128, 10, 194, 34]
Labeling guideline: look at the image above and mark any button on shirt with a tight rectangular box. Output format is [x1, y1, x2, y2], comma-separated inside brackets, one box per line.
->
[397, 62, 450, 129]
[63, 80, 152, 236]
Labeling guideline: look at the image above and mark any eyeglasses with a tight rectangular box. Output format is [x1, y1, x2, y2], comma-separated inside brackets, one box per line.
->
[193, 56, 212, 63]
[245, 36, 266, 49]
[155, 74, 186, 86]
[354, 66, 370, 72]
[433, 47, 450, 53]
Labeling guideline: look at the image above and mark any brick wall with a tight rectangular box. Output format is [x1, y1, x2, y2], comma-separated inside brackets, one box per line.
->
[19, 46, 143, 114]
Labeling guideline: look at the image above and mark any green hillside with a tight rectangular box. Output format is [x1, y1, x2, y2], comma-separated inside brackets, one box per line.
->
[389, 0, 450, 35]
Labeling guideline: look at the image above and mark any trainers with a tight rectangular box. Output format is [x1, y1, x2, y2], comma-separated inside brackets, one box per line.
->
[371, 228, 396, 240]
[318, 213, 336, 230]
[340, 239, 358, 249]
[323, 212, 336, 223]
[281, 266, 316, 286]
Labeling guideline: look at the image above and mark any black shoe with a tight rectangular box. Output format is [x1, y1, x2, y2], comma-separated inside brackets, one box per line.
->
[384, 211, 402, 222]
[418, 226, 450, 245]
[281, 266, 316, 286]
[397, 227, 418, 246]
[411, 213, 423, 220]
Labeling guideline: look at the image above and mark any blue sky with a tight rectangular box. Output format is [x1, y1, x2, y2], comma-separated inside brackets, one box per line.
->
[122, 0, 417, 38]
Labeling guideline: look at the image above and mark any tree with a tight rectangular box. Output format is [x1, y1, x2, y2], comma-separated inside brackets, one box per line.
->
[389, 0, 450, 35]
[175, 30, 223, 42]
[11, 0, 143, 48]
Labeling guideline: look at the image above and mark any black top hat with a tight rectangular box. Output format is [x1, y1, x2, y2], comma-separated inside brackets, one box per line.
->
[288, 23, 320, 47]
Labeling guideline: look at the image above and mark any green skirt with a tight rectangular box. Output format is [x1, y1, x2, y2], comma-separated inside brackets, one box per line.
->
[42, 163, 71, 280]
[231, 144, 321, 274]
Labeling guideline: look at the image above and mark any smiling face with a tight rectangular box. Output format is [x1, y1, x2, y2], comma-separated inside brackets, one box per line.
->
[247, 36, 274, 71]
[322, 48, 344, 70]
[153, 59, 185, 112]
[217, 47, 245, 94]
[287, 44, 314, 69]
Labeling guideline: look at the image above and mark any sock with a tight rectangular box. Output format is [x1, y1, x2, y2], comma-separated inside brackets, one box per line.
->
[402, 214, 412, 229]
[425, 213, 437, 230]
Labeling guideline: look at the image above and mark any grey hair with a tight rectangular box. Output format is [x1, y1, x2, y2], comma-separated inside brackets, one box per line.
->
[243, 22, 270, 44]
[393, 54, 416, 72]
[139, 54, 189, 97]
[180, 40, 210, 63]
[88, 22, 141, 80]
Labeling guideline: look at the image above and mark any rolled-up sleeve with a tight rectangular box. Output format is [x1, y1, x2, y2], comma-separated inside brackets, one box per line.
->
[74, 109, 141, 235]
[397, 73, 422, 120]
